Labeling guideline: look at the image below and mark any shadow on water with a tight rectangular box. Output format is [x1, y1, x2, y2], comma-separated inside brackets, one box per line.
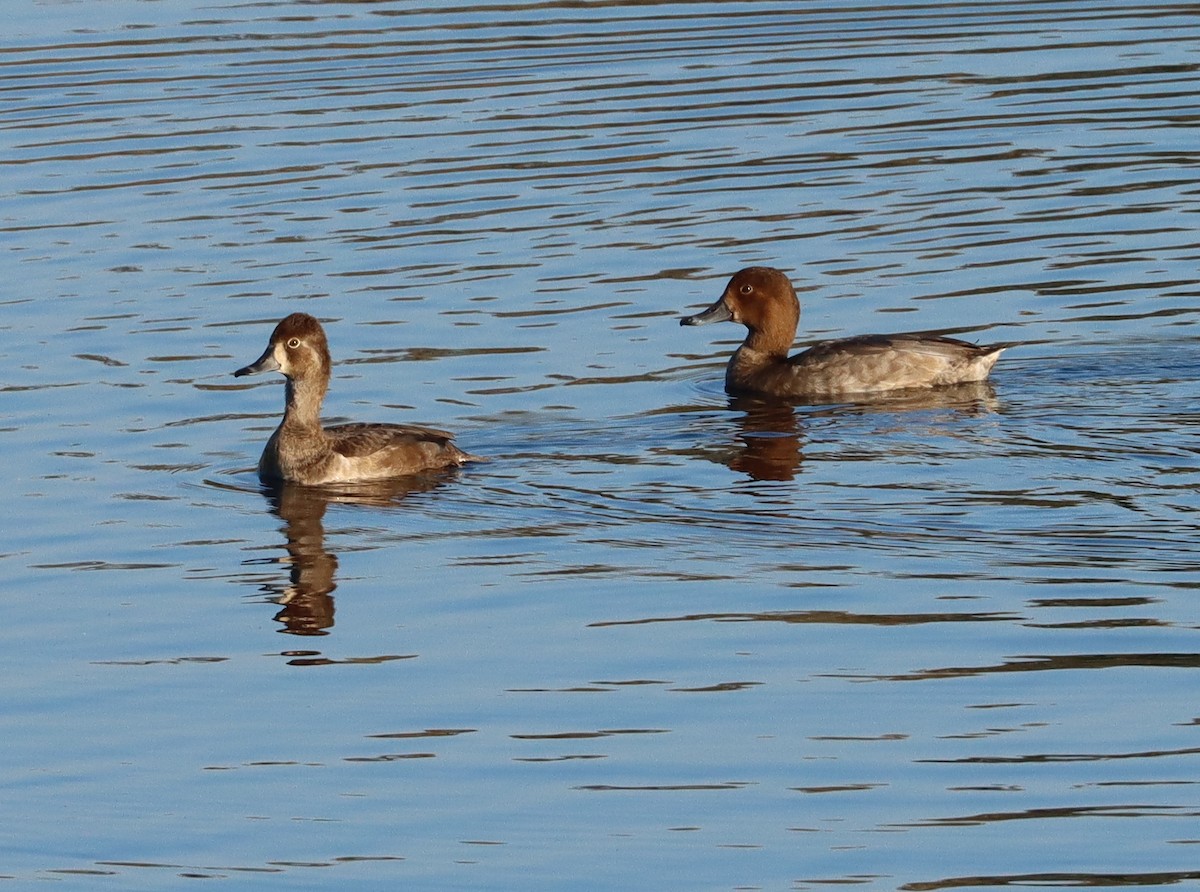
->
[899, 870, 1200, 892]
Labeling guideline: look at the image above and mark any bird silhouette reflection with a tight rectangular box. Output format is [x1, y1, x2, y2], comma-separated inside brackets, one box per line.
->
[261, 473, 455, 635]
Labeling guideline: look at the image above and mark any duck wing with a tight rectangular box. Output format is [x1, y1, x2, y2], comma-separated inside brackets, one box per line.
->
[322, 422, 479, 478]
[796, 333, 1006, 363]
[325, 422, 459, 459]
[778, 334, 1011, 394]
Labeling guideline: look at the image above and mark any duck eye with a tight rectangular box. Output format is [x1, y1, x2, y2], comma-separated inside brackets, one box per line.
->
[739, 284, 753, 295]
[286, 338, 301, 349]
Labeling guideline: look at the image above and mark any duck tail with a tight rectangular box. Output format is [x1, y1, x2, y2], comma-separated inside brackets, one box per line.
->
[962, 340, 1015, 382]
[454, 445, 488, 465]
[980, 340, 1018, 357]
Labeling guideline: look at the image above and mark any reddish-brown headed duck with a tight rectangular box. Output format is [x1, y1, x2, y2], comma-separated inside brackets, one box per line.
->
[681, 266, 1009, 398]
[233, 313, 477, 485]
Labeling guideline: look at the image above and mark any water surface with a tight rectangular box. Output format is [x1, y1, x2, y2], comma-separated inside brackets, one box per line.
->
[4, 1, 1200, 889]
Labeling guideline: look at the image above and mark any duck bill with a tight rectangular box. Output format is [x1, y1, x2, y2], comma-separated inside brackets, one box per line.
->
[680, 297, 733, 327]
[233, 346, 281, 377]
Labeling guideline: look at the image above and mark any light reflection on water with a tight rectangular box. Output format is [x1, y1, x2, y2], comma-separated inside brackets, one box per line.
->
[4, 1, 1200, 889]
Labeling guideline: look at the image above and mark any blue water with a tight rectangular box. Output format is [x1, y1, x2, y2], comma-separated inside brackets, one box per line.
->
[4, 1, 1200, 889]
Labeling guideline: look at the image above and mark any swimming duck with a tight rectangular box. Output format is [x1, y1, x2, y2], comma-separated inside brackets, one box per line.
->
[233, 313, 477, 485]
[680, 266, 1008, 398]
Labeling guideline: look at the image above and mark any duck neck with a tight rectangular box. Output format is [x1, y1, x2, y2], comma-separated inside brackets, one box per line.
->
[728, 324, 797, 392]
[742, 324, 794, 360]
[281, 375, 327, 434]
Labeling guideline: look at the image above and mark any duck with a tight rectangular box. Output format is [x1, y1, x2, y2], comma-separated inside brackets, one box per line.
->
[680, 266, 1009, 398]
[233, 312, 477, 485]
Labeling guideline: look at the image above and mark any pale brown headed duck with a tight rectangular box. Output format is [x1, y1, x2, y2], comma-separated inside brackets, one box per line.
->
[681, 266, 1009, 398]
[233, 313, 477, 485]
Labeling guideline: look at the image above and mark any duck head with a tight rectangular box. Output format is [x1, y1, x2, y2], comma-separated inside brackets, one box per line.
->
[234, 312, 332, 381]
[680, 266, 801, 356]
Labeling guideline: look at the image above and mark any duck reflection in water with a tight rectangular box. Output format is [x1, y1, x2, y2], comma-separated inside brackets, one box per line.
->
[726, 397, 806, 482]
[262, 474, 454, 636]
[715, 383, 1001, 482]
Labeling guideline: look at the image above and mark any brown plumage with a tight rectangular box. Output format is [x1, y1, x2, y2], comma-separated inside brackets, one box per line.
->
[233, 313, 477, 485]
[680, 266, 1010, 398]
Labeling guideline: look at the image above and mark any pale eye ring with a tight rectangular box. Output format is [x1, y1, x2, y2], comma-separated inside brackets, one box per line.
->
[739, 284, 753, 295]
[287, 338, 301, 349]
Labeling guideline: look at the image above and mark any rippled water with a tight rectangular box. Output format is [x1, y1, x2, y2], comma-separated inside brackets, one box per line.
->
[4, 1, 1200, 889]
